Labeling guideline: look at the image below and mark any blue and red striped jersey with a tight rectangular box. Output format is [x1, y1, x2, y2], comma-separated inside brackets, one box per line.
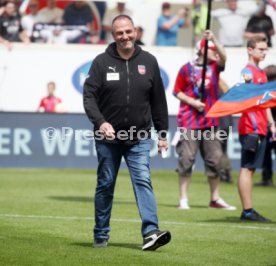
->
[238, 63, 268, 136]
[173, 61, 223, 129]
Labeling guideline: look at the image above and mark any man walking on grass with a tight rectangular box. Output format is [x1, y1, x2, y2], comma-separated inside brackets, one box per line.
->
[83, 15, 171, 250]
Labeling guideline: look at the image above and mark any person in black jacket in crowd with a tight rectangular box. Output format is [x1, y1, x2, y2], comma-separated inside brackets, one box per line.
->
[83, 14, 171, 251]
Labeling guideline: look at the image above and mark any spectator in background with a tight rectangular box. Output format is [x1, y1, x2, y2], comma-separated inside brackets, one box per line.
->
[38, 81, 64, 113]
[93, 1, 106, 44]
[135, 26, 144, 45]
[156, 2, 190, 46]
[102, 1, 132, 44]
[62, 1, 97, 43]
[0, 1, 30, 50]
[173, 30, 236, 211]
[39, 24, 83, 44]
[37, 0, 63, 24]
[256, 64, 276, 186]
[0, 0, 5, 16]
[21, 0, 42, 38]
[244, 3, 274, 47]
[212, 0, 262, 47]
[191, 0, 207, 45]
[238, 36, 275, 222]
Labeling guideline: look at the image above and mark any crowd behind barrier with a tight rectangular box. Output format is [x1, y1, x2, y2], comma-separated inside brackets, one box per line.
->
[1, 0, 276, 47]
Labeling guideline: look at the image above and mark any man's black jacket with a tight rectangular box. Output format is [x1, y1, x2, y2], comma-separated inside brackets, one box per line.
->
[83, 43, 168, 144]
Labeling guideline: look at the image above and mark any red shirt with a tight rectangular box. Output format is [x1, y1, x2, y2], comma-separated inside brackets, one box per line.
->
[38, 96, 62, 113]
[238, 64, 267, 136]
[173, 61, 223, 129]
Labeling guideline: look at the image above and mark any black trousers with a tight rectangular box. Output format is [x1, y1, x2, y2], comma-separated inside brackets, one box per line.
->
[262, 132, 276, 181]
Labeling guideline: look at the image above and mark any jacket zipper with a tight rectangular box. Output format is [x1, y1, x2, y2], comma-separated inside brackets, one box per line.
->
[125, 60, 130, 124]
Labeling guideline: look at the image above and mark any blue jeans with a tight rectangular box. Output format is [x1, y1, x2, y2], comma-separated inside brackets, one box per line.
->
[94, 139, 159, 240]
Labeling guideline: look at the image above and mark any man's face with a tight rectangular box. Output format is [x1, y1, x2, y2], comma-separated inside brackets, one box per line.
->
[117, 3, 125, 12]
[74, 1, 85, 9]
[47, 84, 55, 96]
[112, 18, 136, 51]
[227, 0, 237, 11]
[249, 41, 268, 62]
[200, 47, 218, 63]
[47, 0, 55, 8]
[207, 49, 218, 62]
[5, 2, 16, 16]
[193, 0, 202, 7]
[29, 1, 39, 14]
[162, 7, 171, 16]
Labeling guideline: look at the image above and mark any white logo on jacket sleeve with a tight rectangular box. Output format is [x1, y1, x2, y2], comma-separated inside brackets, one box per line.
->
[138, 65, 146, 75]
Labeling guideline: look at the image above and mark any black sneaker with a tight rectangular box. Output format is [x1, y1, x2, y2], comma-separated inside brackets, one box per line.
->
[240, 209, 271, 222]
[142, 230, 171, 251]
[93, 238, 108, 248]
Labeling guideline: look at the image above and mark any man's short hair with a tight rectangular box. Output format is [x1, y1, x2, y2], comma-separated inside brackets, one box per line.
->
[247, 36, 267, 49]
[162, 2, 171, 10]
[47, 81, 56, 87]
[111, 14, 134, 31]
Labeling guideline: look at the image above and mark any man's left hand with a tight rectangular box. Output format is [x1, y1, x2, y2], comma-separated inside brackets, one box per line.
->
[270, 123, 276, 141]
[158, 139, 168, 154]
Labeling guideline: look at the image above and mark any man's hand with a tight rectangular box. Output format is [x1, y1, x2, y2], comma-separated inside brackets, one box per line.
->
[192, 99, 205, 112]
[99, 122, 115, 140]
[158, 139, 168, 154]
[203, 29, 215, 42]
[270, 123, 276, 141]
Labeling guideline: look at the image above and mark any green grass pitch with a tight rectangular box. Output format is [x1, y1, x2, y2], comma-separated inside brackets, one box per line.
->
[0, 169, 276, 266]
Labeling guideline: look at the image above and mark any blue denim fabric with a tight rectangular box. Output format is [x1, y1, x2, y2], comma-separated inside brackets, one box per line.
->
[94, 139, 159, 239]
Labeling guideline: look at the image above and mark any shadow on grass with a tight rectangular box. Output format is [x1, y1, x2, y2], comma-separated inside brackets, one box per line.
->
[108, 242, 141, 250]
[72, 242, 141, 250]
[200, 217, 276, 224]
[200, 217, 241, 223]
[160, 203, 207, 209]
[49, 196, 93, 203]
[49, 196, 136, 205]
[189, 204, 208, 209]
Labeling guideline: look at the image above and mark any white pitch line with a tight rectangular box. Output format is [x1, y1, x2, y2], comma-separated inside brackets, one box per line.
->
[0, 213, 276, 232]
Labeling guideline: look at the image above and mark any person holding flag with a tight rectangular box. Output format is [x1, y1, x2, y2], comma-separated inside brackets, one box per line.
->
[173, 30, 236, 211]
[238, 36, 276, 222]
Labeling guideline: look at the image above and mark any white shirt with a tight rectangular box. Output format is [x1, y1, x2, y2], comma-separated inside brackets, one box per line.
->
[212, 8, 256, 46]
[40, 29, 81, 44]
[21, 13, 43, 37]
[38, 7, 64, 24]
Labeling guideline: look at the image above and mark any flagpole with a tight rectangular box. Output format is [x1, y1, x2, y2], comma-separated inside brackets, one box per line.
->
[200, 0, 212, 102]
